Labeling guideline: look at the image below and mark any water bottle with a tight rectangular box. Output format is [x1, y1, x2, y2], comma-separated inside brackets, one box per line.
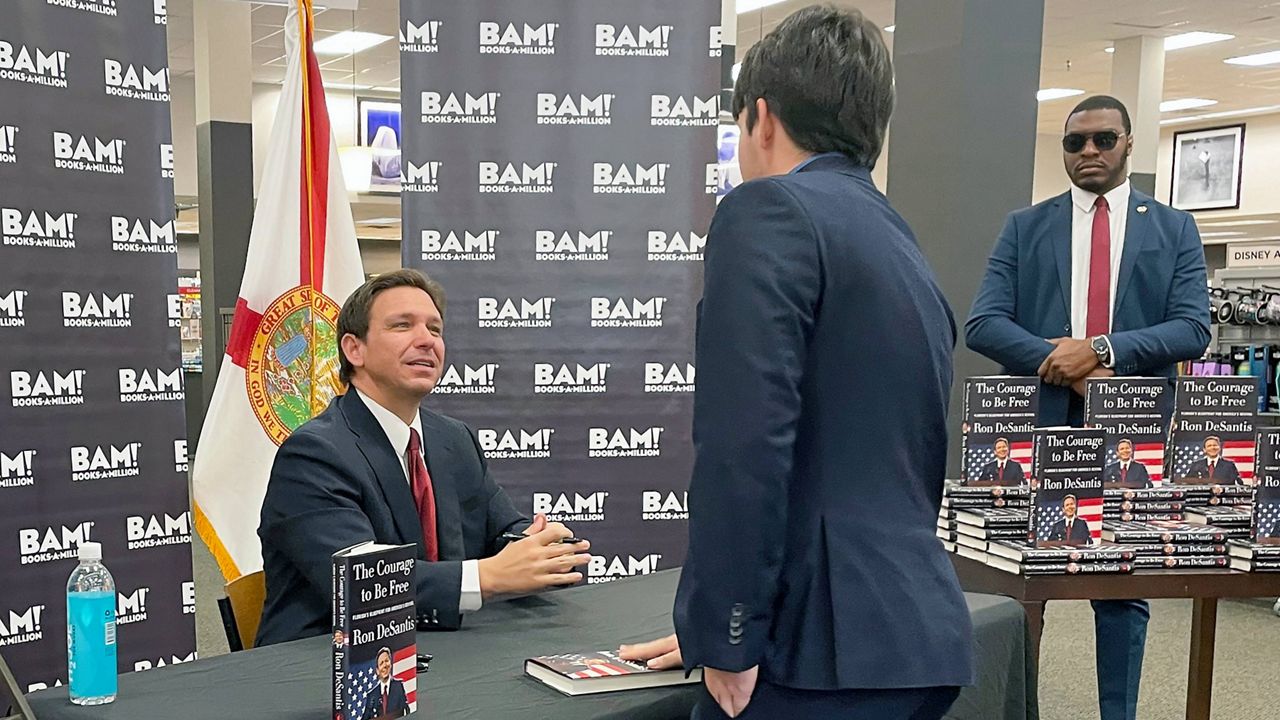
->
[66, 541, 116, 705]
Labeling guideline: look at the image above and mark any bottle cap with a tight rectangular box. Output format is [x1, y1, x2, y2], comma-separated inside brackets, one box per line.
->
[78, 542, 102, 562]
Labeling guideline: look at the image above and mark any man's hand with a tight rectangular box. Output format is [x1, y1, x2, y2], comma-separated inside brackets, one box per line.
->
[478, 514, 590, 599]
[619, 634, 682, 670]
[705, 666, 758, 718]
[1071, 367, 1116, 397]
[1038, 337, 1099, 386]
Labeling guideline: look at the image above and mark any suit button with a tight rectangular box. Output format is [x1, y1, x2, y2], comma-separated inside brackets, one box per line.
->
[730, 603, 745, 618]
[1064, 324, 1070, 332]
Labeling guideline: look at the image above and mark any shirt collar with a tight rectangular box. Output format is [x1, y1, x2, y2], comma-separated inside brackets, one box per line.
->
[1070, 178, 1131, 214]
[789, 151, 845, 175]
[354, 386, 423, 457]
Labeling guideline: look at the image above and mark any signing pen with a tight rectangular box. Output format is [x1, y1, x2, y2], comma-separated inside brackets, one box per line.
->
[501, 531, 587, 544]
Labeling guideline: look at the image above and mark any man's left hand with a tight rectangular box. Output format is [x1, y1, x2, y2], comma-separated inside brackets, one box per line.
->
[704, 666, 758, 718]
[1038, 337, 1099, 386]
[1071, 367, 1116, 397]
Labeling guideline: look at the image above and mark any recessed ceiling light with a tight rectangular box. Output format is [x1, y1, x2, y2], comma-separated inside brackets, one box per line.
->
[371, 86, 400, 93]
[313, 31, 393, 56]
[1160, 98, 1218, 113]
[1163, 31, 1234, 51]
[1199, 220, 1278, 228]
[737, 0, 787, 12]
[1199, 231, 1246, 238]
[1037, 88, 1085, 102]
[322, 81, 370, 91]
[1160, 104, 1280, 125]
[1225, 50, 1280, 67]
[884, 25, 896, 33]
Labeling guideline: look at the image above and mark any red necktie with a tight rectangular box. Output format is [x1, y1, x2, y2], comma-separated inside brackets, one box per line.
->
[1085, 196, 1111, 336]
[1121, 465, 1127, 483]
[408, 428, 439, 562]
[1209, 460, 1216, 479]
[381, 688, 388, 716]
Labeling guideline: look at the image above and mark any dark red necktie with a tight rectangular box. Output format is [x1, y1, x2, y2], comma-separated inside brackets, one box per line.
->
[381, 689, 388, 716]
[1085, 196, 1111, 336]
[1121, 465, 1128, 483]
[407, 428, 439, 562]
[1209, 460, 1216, 479]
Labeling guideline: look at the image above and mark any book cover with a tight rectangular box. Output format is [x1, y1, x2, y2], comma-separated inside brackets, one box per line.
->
[1228, 540, 1280, 559]
[954, 507, 1031, 528]
[333, 542, 417, 720]
[1104, 487, 1187, 501]
[986, 540, 1134, 564]
[942, 496, 1031, 510]
[1229, 558, 1280, 572]
[999, 560, 1133, 576]
[960, 377, 1039, 485]
[525, 650, 701, 696]
[956, 523, 1029, 541]
[1186, 507, 1254, 528]
[943, 484, 1033, 499]
[1084, 377, 1172, 488]
[1030, 427, 1105, 548]
[1128, 543, 1227, 557]
[1116, 512, 1185, 523]
[1104, 501, 1185, 513]
[1132, 555, 1230, 569]
[1253, 428, 1280, 545]
[1165, 377, 1257, 485]
[1102, 520, 1228, 544]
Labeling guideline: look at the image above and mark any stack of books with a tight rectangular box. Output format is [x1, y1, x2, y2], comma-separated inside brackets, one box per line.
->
[937, 483, 1031, 555]
[1186, 504, 1254, 539]
[983, 540, 1136, 575]
[1227, 540, 1280, 572]
[1104, 487, 1187, 523]
[1102, 520, 1234, 569]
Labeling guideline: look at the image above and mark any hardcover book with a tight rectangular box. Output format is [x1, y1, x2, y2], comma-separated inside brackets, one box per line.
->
[1128, 543, 1227, 557]
[986, 540, 1135, 564]
[1030, 427, 1105, 548]
[1186, 507, 1253, 528]
[954, 507, 1031, 528]
[961, 377, 1039, 485]
[1165, 377, 1257, 485]
[1252, 429, 1280, 544]
[1084, 377, 1172, 488]
[524, 650, 701, 696]
[1102, 521, 1228, 544]
[1228, 540, 1280, 559]
[985, 556, 1133, 575]
[1132, 555, 1229, 569]
[944, 483, 1033, 499]
[333, 542, 417, 720]
[1229, 558, 1280, 572]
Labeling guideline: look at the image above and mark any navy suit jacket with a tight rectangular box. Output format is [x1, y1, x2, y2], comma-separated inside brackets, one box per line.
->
[360, 678, 408, 720]
[1184, 457, 1241, 484]
[1047, 516, 1093, 544]
[256, 390, 527, 646]
[965, 188, 1210, 425]
[1103, 461, 1152, 488]
[976, 458, 1025, 485]
[673, 155, 974, 691]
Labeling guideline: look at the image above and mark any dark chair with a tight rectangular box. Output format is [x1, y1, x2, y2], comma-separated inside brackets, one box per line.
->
[0, 651, 37, 720]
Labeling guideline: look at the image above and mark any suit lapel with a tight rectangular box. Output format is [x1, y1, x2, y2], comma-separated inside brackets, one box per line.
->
[420, 410, 464, 561]
[339, 391, 424, 556]
[1051, 195, 1073, 323]
[1114, 192, 1151, 316]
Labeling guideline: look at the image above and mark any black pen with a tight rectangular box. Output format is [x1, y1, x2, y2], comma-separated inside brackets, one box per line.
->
[501, 531, 587, 544]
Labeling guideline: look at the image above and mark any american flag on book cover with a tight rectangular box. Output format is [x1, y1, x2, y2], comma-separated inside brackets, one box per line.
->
[1106, 442, 1165, 484]
[344, 646, 417, 720]
[965, 441, 1033, 481]
[1255, 501, 1280, 540]
[1170, 440, 1255, 482]
[568, 660, 644, 679]
[1035, 497, 1105, 543]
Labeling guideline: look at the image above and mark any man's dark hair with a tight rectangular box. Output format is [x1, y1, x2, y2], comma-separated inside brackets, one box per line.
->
[337, 269, 446, 385]
[1117, 438, 1133, 448]
[731, 4, 894, 168]
[1204, 435, 1221, 446]
[994, 437, 1009, 447]
[1066, 94, 1132, 134]
[376, 646, 392, 662]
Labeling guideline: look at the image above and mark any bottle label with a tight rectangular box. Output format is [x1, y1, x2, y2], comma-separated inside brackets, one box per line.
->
[104, 621, 116, 646]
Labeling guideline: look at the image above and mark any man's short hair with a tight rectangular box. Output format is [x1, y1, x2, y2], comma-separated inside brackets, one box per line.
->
[994, 437, 1009, 447]
[730, 4, 894, 168]
[337, 269, 446, 385]
[1117, 438, 1133, 448]
[376, 646, 392, 662]
[1204, 435, 1221, 446]
[1066, 94, 1132, 134]
[1062, 494, 1077, 504]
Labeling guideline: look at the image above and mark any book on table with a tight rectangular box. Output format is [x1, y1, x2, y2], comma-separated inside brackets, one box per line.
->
[333, 542, 417, 720]
[525, 650, 702, 696]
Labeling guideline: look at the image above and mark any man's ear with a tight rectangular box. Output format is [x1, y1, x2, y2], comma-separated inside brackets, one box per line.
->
[340, 333, 364, 372]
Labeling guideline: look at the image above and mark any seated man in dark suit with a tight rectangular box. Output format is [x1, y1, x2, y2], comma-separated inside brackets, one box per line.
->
[257, 270, 592, 646]
[360, 647, 408, 720]
[1103, 439, 1152, 488]
[1183, 436, 1241, 484]
[1046, 495, 1093, 545]
[974, 437, 1025, 485]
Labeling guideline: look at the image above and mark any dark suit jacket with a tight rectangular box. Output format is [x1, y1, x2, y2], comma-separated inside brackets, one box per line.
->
[1185, 457, 1241, 484]
[673, 155, 974, 691]
[1103, 461, 1152, 488]
[976, 458, 1025, 485]
[360, 678, 408, 720]
[965, 188, 1210, 426]
[1047, 516, 1092, 545]
[256, 390, 527, 646]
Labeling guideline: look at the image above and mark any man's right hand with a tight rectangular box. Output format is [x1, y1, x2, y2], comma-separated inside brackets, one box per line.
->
[477, 515, 590, 600]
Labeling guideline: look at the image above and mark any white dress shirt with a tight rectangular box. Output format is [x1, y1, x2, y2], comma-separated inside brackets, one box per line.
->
[1069, 180, 1130, 341]
[354, 387, 483, 612]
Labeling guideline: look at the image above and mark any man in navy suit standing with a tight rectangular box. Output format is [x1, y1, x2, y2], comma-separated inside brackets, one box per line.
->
[975, 437, 1025, 485]
[967, 95, 1210, 720]
[1103, 439, 1153, 488]
[1184, 436, 1242, 484]
[622, 7, 973, 718]
[1046, 495, 1094, 545]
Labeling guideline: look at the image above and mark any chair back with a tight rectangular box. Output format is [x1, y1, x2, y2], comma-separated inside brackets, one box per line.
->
[223, 570, 266, 651]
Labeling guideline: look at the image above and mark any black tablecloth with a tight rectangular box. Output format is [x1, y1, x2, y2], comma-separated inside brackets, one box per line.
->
[27, 569, 1034, 720]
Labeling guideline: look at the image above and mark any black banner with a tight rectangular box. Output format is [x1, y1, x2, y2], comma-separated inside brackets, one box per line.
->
[0, 0, 195, 696]
[400, 0, 720, 583]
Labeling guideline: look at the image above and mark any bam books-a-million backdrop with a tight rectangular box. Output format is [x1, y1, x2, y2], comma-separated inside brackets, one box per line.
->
[401, 1, 721, 583]
[0, 0, 195, 697]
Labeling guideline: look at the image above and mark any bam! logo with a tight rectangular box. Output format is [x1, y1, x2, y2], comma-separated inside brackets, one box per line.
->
[116, 587, 150, 625]
[477, 428, 554, 460]
[0, 604, 44, 647]
[401, 161, 442, 193]
[0, 125, 17, 163]
[71, 442, 142, 482]
[421, 228, 497, 261]
[63, 291, 133, 328]
[0, 449, 36, 489]
[433, 363, 499, 395]
[705, 163, 721, 194]
[27, 679, 64, 693]
[479, 162, 555, 194]
[595, 25, 672, 57]
[47, 0, 117, 16]
[10, 369, 86, 408]
[104, 59, 169, 102]
[532, 492, 608, 522]
[401, 20, 442, 53]
[174, 439, 188, 473]
[593, 163, 668, 195]
[0, 289, 27, 327]
[182, 581, 196, 614]
[53, 132, 125, 175]
[645, 363, 695, 393]
[648, 231, 705, 262]
[535, 230, 610, 262]
[421, 91, 500, 124]
[588, 427, 665, 458]
[2, 207, 77, 249]
[478, 297, 556, 328]
[643, 490, 689, 520]
[160, 143, 174, 178]
[534, 363, 609, 395]
[651, 94, 718, 127]
[590, 297, 666, 328]
[127, 512, 192, 550]
[135, 652, 197, 672]
[587, 554, 663, 584]
[479, 22, 558, 55]
[0, 40, 69, 88]
[709, 26, 723, 57]
[112, 216, 175, 253]
[119, 367, 184, 403]
[536, 93, 614, 126]
[167, 293, 182, 327]
[19, 522, 93, 565]
[154, 0, 167, 24]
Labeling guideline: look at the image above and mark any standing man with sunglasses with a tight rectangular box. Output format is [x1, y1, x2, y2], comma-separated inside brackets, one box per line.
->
[967, 95, 1210, 720]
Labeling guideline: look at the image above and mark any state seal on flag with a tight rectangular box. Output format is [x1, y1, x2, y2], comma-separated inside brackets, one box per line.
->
[245, 285, 343, 445]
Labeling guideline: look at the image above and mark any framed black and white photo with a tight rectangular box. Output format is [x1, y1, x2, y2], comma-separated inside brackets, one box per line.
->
[1171, 124, 1245, 211]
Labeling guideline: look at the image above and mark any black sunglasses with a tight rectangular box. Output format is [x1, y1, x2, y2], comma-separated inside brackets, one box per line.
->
[1062, 131, 1125, 153]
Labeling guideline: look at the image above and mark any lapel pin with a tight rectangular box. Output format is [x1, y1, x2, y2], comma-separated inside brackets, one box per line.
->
[1137, 205, 1148, 214]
